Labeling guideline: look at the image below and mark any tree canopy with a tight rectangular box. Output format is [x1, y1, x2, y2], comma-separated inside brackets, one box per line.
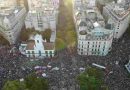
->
[77, 67, 105, 90]
[20, 28, 52, 42]
[0, 35, 10, 45]
[19, 28, 36, 41]
[55, 0, 77, 50]
[2, 73, 49, 90]
[2, 80, 26, 90]
[41, 29, 52, 42]
[25, 73, 49, 90]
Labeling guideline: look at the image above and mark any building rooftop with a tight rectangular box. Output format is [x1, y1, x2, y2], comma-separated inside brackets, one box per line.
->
[0, 6, 23, 22]
[75, 7, 105, 27]
[105, 1, 130, 20]
[43, 42, 55, 50]
[28, 6, 56, 17]
[26, 40, 55, 50]
[73, 0, 113, 41]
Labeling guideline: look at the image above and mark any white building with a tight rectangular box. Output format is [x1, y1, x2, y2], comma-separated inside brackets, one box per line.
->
[0, 0, 17, 8]
[73, 0, 114, 56]
[19, 34, 55, 58]
[73, 0, 96, 8]
[27, 0, 59, 11]
[103, 0, 130, 39]
[0, 6, 26, 44]
[25, 0, 59, 31]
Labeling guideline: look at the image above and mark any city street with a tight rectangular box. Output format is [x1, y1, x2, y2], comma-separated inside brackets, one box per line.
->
[0, 0, 130, 90]
[0, 31, 130, 90]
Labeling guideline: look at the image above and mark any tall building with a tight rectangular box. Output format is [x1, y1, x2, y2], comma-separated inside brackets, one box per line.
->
[25, 0, 59, 31]
[0, 0, 17, 8]
[0, 6, 26, 44]
[73, 0, 114, 56]
[27, 0, 59, 11]
[103, 0, 130, 39]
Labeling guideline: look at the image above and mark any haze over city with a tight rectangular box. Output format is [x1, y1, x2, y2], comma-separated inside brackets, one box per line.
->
[0, 0, 130, 90]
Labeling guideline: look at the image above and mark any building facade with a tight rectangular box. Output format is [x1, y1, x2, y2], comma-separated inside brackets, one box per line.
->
[0, 6, 26, 44]
[19, 34, 55, 58]
[103, 0, 130, 39]
[73, 0, 114, 56]
[0, 0, 17, 8]
[25, 0, 59, 31]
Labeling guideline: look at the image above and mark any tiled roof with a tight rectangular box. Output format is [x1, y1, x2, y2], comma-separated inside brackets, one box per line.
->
[26, 40, 35, 50]
[43, 42, 54, 50]
[25, 40, 54, 50]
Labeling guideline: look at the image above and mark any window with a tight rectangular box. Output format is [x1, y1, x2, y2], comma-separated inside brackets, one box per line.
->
[81, 52, 83, 55]
[88, 45, 89, 48]
[39, 50, 41, 56]
[28, 51, 30, 57]
[45, 51, 48, 56]
[28, 51, 30, 54]
[32, 51, 34, 54]
[45, 51, 48, 54]
[32, 51, 35, 57]
[50, 51, 52, 54]
[38, 23, 43, 28]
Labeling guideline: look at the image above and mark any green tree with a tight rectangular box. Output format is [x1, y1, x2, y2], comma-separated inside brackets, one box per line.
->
[55, 38, 66, 50]
[41, 29, 52, 42]
[20, 28, 36, 41]
[25, 73, 49, 90]
[0, 35, 10, 45]
[77, 67, 104, 90]
[2, 80, 26, 90]
[3, 73, 49, 90]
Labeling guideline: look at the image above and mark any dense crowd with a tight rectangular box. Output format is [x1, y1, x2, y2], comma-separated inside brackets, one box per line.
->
[0, 45, 33, 88]
[0, 32, 130, 90]
[46, 32, 130, 90]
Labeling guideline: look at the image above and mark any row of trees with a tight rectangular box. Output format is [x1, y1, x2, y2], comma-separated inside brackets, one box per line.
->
[55, 0, 77, 50]
[19, 28, 52, 42]
[2, 73, 49, 90]
[3, 68, 108, 90]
